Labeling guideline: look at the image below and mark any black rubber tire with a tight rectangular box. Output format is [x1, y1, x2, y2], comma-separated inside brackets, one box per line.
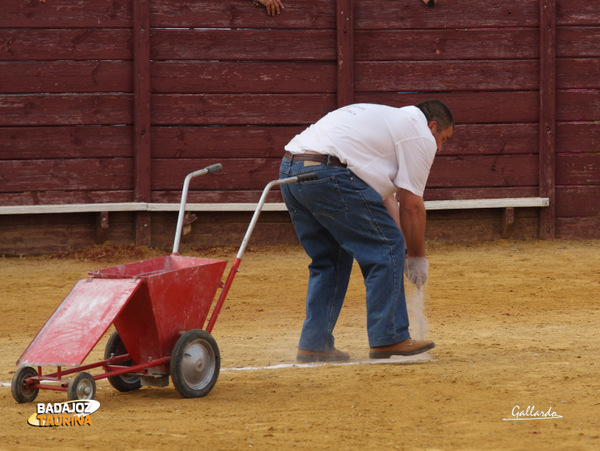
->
[170, 329, 220, 398]
[11, 366, 39, 403]
[67, 372, 96, 400]
[103, 330, 142, 392]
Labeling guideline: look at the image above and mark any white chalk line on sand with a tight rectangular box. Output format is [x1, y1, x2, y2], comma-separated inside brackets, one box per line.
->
[222, 353, 432, 371]
[0, 354, 432, 387]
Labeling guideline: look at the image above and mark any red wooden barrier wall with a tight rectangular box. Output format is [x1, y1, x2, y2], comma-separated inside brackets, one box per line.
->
[0, 0, 598, 253]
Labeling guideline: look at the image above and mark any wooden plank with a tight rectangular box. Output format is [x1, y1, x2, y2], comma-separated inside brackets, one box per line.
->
[0, 224, 96, 255]
[151, 94, 336, 125]
[151, 190, 281, 204]
[428, 155, 539, 188]
[153, 187, 546, 205]
[149, 211, 299, 250]
[0, 94, 132, 126]
[147, 152, 541, 190]
[133, 0, 152, 202]
[442, 124, 538, 156]
[151, 158, 282, 190]
[355, 60, 538, 92]
[0, 187, 547, 207]
[557, 0, 600, 26]
[425, 198, 549, 210]
[354, 92, 539, 124]
[0, 198, 550, 216]
[557, 27, 600, 57]
[0, 191, 134, 206]
[0, 203, 147, 215]
[133, 0, 152, 246]
[148, 203, 288, 212]
[557, 90, 600, 121]
[0, 90, 399, 130]
[144, 155, 541, 191]
[96, 211, 110, 244]
[0, 0, 334, 30]
[150, 0, 335, 29]
[502, 207, 515, 238]
[0, 0, 333, 29]
[149, 123, 538, 159]
[5, 0, 567, 34]
[0, 29, 131, 61]
[539, 0, 557, 239]
[556, 217, 600, 240]
[0, 126, 132, 159]
[556, 123, 600, 153]
[151, 29, 336, 61]
[156, 210, 543, 249]
[556, 154, 600, 185]
[425, 209, 540, 242]
[0, 61, 132, 93]
[0, 212, 136, 255]
[557, 58, 600, 89]
[151, 62, 336, 94]
[0, 208, 571, 256]
[556, 186, 600, 217]
[151, 126, 304, 158]
[0, 160, 133, 191]
[336, 0, 354, 107]
[356, 0, 539, 29]
[424, 187, 540, 201]
[356, 29, 538, 60]
[0, 0, 131, 28]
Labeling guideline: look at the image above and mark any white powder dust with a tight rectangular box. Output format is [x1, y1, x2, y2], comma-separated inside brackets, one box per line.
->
[406, 285, 429, 340]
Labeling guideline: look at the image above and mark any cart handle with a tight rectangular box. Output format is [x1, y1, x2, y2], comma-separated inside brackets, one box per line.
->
[205, 172, 317, 333]
[172, 164, 223, 254]
[236, 172, 317, 261]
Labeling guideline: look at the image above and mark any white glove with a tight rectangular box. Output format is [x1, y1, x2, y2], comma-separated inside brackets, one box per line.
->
[404, 256, 429, 287]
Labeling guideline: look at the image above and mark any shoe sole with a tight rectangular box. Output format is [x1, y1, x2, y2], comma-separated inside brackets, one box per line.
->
[369, 342, 435, 359]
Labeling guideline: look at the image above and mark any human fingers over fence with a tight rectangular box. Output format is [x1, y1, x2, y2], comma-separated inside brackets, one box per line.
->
[255, 0, 284, 16]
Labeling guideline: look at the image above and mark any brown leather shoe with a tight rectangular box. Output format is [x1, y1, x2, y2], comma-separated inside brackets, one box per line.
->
[369, 339, 435, 359]
[297, 348, 350, 363]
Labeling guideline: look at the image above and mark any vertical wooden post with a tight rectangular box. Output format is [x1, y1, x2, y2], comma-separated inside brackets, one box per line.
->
[539, 0, 556, 239]
[133, 0, 152, 245]
[336, 0, 354, 108]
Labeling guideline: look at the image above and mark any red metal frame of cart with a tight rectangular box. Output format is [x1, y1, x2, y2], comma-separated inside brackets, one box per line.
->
[12, 164, 316, 402]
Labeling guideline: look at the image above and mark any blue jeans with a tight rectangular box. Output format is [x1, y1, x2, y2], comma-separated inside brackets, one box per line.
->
[279, 157, 410, 350]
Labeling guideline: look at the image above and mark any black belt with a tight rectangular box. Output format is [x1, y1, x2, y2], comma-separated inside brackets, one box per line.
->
[284, 151, 347, 168]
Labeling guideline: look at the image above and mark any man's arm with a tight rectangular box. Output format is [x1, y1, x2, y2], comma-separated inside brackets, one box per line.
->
[395, 188, 426, 257]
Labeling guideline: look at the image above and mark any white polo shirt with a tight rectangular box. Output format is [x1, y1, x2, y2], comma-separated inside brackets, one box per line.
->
[285, 104, 437, 198]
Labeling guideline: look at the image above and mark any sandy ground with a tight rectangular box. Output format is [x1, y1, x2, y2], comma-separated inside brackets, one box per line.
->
[1, 240, 599, 450]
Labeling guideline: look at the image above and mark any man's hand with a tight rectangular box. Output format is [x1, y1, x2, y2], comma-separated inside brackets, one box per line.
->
[405, 256, 429, 287]
[257, 0, 284, 16]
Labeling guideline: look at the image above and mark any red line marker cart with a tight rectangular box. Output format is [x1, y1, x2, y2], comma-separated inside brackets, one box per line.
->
[12, 164, 316, 402]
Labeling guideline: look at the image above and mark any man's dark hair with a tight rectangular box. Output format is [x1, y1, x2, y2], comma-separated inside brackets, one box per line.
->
[416, 100, 454, 131]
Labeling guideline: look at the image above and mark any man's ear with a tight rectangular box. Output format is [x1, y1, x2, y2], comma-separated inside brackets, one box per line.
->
[428, 121, 438, 133]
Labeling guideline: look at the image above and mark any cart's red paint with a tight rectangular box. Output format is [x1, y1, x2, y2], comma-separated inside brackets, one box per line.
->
[11, 165, 315, 403]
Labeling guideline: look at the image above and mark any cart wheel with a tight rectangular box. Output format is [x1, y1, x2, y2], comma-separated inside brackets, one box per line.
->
[104, 331, 141, 392]
[11, 366, 40, 403]
[67, 372, 96, 401]
[170, 329, 220, 398]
